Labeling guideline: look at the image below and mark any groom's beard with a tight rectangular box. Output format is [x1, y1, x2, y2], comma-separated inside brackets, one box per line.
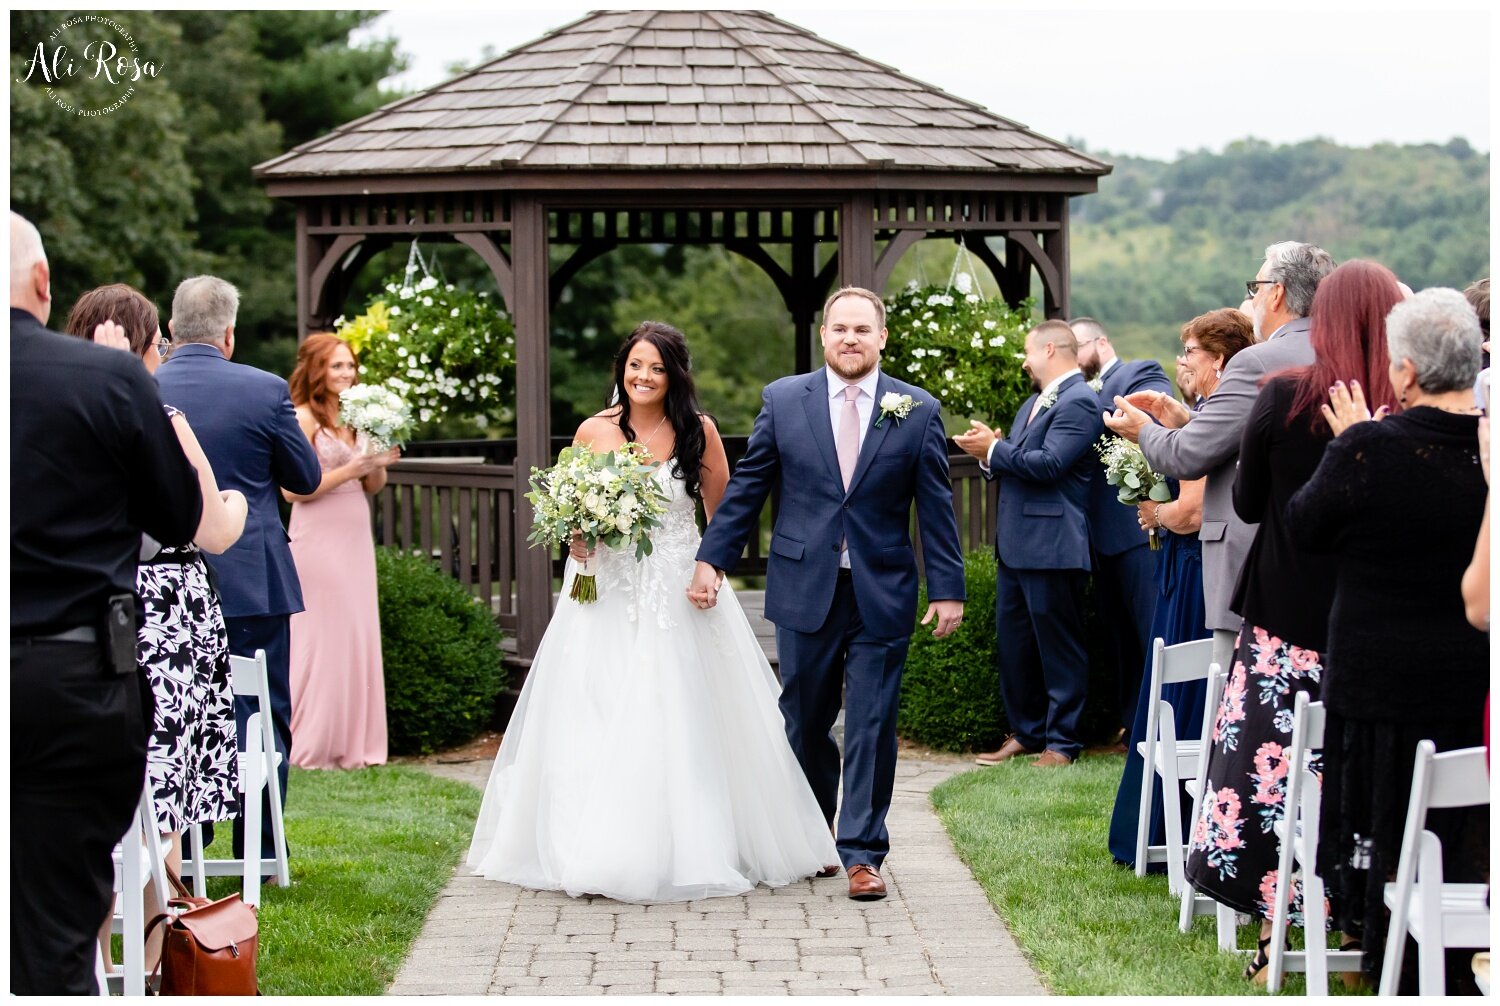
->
[1028, 373, 1042, 393]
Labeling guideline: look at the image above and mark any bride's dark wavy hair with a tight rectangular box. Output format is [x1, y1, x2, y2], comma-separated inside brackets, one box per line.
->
[610, 321, 709, 501]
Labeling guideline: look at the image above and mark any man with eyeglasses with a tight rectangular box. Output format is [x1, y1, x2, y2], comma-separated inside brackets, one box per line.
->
[1102, 241, 1334, 677]
[1071, 317, 1173, 741]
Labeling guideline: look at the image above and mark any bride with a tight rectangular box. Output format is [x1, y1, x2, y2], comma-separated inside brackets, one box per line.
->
[467, 321, 838, 902]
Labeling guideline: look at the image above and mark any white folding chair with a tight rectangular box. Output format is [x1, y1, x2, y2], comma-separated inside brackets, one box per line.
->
[97, 781, 170, 995]
[1266, 694, 1362, 994]
[181, 649, 290, 907]
[1379, 740, 1490, 995]
[1134, 636, 1215, 893]
[1177, 664, 1239, 951]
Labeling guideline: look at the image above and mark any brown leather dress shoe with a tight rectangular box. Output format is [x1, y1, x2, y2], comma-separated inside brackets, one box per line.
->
[975, 735, 1040, 766]
[816, 864, 840, 878]
[1032, 749, 1075, 768]
[847, 864, 887, 900]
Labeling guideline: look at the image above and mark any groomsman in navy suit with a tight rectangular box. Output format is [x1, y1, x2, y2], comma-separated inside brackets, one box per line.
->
[156, 276, 322, 862]
[1071, 317, 1173, 738]
[955, 320, 1102, 767]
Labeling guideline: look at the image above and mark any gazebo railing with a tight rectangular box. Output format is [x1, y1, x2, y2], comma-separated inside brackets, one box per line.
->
[372, 440, 998, 665]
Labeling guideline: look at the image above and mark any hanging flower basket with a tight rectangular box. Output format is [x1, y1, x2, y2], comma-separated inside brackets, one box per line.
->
[881, 249, 1035, 428]
[335, 247, 517, 434]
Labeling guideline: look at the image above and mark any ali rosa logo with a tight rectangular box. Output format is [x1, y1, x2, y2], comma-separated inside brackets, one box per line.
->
[15, 15, 163, 117]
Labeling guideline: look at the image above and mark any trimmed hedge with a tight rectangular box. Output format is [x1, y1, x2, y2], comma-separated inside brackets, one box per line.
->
[898, 549, 1006, 752]
[376, 546, 508, 755]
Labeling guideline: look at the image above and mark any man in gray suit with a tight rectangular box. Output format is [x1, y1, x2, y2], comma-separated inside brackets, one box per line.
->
[1102, 241, 1335, 674]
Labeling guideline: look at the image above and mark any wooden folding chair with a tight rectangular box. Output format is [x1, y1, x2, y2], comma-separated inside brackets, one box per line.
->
[181, 649, 290, 907]
[97, 781, 170, 995]
[1379, 740, 1489, 995]
[1177, 663, 1239, 951]
[1266, 693, 1362, 994]
[1134, 636, 1216, 894]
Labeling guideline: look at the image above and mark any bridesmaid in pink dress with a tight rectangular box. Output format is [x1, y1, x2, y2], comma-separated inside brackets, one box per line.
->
[284, 334, 400, 769]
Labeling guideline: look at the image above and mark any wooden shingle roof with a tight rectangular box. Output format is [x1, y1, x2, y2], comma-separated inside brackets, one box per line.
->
[255, 10, 1109, 179]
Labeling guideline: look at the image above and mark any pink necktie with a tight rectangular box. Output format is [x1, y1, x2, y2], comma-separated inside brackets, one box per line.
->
[1027, 396, 1043, 426]
[837, 385, 861, 489]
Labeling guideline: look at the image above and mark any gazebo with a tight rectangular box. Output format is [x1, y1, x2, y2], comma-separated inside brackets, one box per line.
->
[254, 9, 1110, 664]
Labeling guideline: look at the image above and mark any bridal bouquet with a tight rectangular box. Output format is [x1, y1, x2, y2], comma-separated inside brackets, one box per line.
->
[339, 383, 415, 453]
[525, 444, 670, 603]
[1095, 435, 1172, 550]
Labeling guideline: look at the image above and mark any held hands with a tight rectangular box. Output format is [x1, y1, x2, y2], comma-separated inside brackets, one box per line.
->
[686, 560, 724, 610]
[1322, 380, 1389, 437]
[953, 420, 1000, 462]
[568, 531, 595, 563]
[921, 600, 964, 638]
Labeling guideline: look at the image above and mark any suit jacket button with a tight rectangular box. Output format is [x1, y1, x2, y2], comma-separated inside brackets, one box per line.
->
[842, 502, 850, 510]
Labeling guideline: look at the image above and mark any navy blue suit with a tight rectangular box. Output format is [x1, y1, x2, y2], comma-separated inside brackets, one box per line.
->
[698, 368, 965, 869]
[1087, 358, 1174, 729]
[986, 372, 1102, 759]
[156, 342, 320, 857]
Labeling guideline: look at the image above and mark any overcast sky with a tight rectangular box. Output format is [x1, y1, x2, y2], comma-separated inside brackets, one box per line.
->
[352, 6, 1490, 161]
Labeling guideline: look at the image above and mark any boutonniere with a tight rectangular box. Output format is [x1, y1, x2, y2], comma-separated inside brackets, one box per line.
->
[1037, 389, 1059, 411]
[875, 391, 920, 427]
[1087, 377, 1103, 393]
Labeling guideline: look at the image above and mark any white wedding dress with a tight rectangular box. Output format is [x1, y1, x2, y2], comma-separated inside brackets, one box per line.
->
[467, 461, 837, 903]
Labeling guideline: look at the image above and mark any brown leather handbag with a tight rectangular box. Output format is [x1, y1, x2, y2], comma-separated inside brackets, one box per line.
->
[144, 871, 259, 995]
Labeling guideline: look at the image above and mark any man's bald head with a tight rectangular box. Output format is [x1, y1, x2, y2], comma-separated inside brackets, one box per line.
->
[10, 212, 51, 324]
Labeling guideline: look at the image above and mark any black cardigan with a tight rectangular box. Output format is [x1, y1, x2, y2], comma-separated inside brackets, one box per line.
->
[1285, 408, 1487, 721]
[1231, 375, 1339, 650]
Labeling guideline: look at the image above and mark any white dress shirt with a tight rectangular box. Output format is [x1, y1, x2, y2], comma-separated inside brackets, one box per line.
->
[1097, 355, 1119, 382]
[827, 365, 880, 568]
[983, 367, 1083, 471]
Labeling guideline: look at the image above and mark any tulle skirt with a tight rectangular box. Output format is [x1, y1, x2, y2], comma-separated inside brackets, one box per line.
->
[466, 554, 837, 903]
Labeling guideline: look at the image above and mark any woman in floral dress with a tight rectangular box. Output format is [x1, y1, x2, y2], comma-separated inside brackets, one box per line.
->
[1184, 261, 1404, 982]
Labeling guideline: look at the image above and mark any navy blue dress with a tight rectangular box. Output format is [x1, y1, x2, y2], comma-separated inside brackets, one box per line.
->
[1106, 519, 1211, 867]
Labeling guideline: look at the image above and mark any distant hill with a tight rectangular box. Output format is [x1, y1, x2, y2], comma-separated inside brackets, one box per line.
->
[1066, 138, 1490, 365]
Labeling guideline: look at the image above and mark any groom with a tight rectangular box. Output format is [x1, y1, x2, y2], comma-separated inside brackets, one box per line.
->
[691, 287, 966, 901]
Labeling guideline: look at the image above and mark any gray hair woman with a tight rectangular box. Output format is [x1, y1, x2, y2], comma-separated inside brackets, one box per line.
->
[1287, 287, 1487, 990]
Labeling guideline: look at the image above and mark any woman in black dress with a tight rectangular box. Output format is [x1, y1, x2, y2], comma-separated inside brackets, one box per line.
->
[1288, 286, 1488, 989]
[1183, 261, 1403, 982]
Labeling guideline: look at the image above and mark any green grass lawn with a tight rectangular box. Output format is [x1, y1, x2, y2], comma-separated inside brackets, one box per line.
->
[931, 754, 1370, 996]
[199, 765, 480, 995]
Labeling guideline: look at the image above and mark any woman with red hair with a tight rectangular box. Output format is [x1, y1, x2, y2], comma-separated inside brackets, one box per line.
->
[1184, 260, 1403, 982]
[283, 333, 400, 769]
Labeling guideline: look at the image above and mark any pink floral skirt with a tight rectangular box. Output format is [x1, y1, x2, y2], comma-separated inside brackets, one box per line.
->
[1184, 622, 1324, 924]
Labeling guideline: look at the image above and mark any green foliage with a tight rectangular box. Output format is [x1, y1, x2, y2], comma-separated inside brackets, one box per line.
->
[899, 549, 1005, 752]
[1070, 138, 1490, 366]
[375, 546, 507, 755]
[9, 10, 404, 372]
[338, 271, 517, 433]
[882, 281, 1035, 433]
[201, 765, 480, 995]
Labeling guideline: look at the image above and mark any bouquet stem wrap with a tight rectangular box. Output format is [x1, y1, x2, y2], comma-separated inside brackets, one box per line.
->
[570, 555, 599, 604]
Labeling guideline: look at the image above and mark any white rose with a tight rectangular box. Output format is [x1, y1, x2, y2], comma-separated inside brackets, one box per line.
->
[880, 392, 903, 411]
[615, 514, 633, 533]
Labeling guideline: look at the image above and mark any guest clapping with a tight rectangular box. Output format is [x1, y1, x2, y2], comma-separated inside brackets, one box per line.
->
[1186, 262, 1404, 980]
[283, 333, 398, 769]
[1287, 287, 1488, 989]
[1107, 309, 1253, 865]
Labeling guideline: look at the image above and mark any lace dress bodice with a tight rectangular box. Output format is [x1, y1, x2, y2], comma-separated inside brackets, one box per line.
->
[313, 427, 369, 495]
[589, 461, 701, 629]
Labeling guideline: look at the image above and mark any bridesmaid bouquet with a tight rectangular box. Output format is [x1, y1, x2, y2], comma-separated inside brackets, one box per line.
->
[339, 383, 415, 453]
[1095, 435, 1172, 550]
[525, 444, 670, 603]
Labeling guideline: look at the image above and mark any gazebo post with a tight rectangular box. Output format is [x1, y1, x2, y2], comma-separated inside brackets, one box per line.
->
[838, 193, 876, 291]
[510, 195, 553, 661]
[790, 209, 817, 373]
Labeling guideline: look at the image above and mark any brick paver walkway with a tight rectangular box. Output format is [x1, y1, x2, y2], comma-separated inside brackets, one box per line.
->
[390, 754, 1046, 996]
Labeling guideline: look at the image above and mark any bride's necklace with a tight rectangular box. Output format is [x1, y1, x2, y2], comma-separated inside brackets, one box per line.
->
[637, 413, 669, 458]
